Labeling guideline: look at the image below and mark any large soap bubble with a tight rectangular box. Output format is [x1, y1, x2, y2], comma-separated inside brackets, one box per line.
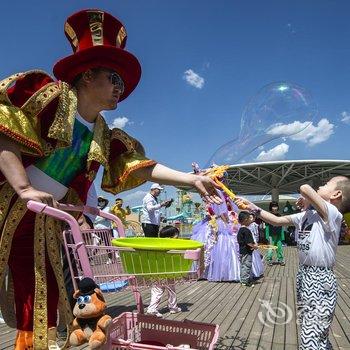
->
[207, 82, 318, 165]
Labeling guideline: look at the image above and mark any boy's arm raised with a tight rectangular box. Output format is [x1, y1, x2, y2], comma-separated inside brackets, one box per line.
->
[299, 184, 328, 221]
[235, 198, 293, 227]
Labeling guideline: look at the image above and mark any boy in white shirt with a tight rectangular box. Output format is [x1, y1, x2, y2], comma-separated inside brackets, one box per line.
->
[236, 176, 350, 350]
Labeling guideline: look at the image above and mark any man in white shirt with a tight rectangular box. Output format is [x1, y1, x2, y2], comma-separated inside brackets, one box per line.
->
[141, 184, 172, 237]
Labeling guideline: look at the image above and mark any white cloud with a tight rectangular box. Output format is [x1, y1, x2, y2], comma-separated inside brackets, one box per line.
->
[266, 118, 334, 146]
[256, 143, 289, 162]
[122, 190, 148, 204]
[341, 111, 350, 124]
[109, 116, 130, 129]
[183, 69, 205, 89]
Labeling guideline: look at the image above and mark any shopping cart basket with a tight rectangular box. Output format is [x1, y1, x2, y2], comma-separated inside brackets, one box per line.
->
[112, 237, 203, 280]
[26, 201, 219, 349]
[109, 313, 219, 350]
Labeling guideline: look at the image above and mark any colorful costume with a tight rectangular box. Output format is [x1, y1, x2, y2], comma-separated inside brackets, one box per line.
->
[0, 9, 156, 349]
[265, 221, 285, 263]
[191, 192, 240, 282]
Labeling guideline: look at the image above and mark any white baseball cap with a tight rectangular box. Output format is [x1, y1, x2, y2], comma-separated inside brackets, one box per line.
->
[150, 183, 164, 190]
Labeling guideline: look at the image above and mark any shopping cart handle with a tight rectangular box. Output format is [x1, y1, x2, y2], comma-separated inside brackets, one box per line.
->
[184, 248, 201, 260]
[27, 201, 80, 227]
[26, 200, 49, 213]
[58, 203, 125, 237]
[26, 200, 94, 278]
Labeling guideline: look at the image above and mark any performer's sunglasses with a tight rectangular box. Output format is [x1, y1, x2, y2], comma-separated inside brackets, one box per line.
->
[109, 72, 125, 94]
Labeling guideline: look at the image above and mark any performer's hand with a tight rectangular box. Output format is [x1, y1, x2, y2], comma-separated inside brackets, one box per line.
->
[234, 197, 255, 211]
[192, 175, 222, 204]
[19, 186, 58, 208]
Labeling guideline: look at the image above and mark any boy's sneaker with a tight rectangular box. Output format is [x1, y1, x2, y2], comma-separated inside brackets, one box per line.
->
[146, 310, 163, 318]
[241, 282, 254, 288]
[267, 261, 273, 266]
[279, 261, 285, 266]
[169, 307, 182, 314]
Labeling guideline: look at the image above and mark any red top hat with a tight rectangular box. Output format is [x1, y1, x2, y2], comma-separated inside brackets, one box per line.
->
[53, 9, 141, 101]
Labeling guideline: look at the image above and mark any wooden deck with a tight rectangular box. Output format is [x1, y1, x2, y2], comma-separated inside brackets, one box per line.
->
[2, 246, 350, 349]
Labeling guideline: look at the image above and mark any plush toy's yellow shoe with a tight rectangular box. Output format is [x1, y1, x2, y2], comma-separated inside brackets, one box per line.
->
[14, 330, 33, 350]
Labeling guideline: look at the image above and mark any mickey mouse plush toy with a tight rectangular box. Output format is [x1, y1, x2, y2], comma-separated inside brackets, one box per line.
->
[69, 277, 112, 349]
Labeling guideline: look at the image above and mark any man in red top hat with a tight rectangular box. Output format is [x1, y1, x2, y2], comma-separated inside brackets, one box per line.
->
[0, 9, 221, 349]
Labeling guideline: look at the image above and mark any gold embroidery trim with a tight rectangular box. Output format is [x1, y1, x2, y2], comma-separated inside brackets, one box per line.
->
[87, 11, 104, 46]
[45, 216, 73, 349]
[119, 159, 157, 183]
[48, 85, 77, 147]
[33, 213, 48, 349]
[0, 72, 24, 105]
[110, 128, 135, 152]
[116, 26, 127, 47]
[0, 183, 17, 288]
[22, 82, 61, 120]
[0, 124, 42, 156]
[87, 114, 110, 169]
[65, 22, 78, 49]
[0, 70, 53, 106]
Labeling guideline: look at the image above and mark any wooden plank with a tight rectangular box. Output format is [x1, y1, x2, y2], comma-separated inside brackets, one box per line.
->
[285, 277, 298, 348]
[235, 279, 269, 349]
[272, 276, 287, 346]
[1, 246, 350, 349]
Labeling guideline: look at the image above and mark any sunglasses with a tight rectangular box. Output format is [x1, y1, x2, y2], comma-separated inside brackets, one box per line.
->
[108, 72, 125, 94]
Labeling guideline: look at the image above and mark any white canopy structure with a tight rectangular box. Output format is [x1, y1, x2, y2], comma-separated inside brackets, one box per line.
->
[225, 160, 350, 201]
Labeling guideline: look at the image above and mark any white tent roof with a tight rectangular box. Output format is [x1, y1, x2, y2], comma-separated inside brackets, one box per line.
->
[225, 160, 350, 195]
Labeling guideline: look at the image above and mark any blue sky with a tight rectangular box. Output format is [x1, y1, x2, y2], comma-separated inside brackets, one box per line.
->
[3, 0, 350, 207]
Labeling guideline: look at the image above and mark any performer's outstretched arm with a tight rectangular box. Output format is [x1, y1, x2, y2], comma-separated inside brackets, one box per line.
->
[0, 134, 56, 206]
[133, 163, 222, 204]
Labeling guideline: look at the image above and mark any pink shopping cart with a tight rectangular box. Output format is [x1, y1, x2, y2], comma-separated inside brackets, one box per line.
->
[27, 201, 219, 350]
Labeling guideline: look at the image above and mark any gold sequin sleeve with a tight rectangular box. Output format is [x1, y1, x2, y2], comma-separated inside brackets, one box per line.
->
[101, 128, 157, 194]
[0, 70, 65, 156]
[0, 104, 43, 156]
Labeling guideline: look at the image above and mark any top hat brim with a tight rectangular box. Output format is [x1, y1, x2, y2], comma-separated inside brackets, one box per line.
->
[53, 46, 141, 102]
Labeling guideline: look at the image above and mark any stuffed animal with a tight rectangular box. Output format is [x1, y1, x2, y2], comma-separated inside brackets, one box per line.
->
[69, 277, 112, 349]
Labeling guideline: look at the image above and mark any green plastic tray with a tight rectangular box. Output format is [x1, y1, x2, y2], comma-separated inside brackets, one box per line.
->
[111, 238, 203, 278]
